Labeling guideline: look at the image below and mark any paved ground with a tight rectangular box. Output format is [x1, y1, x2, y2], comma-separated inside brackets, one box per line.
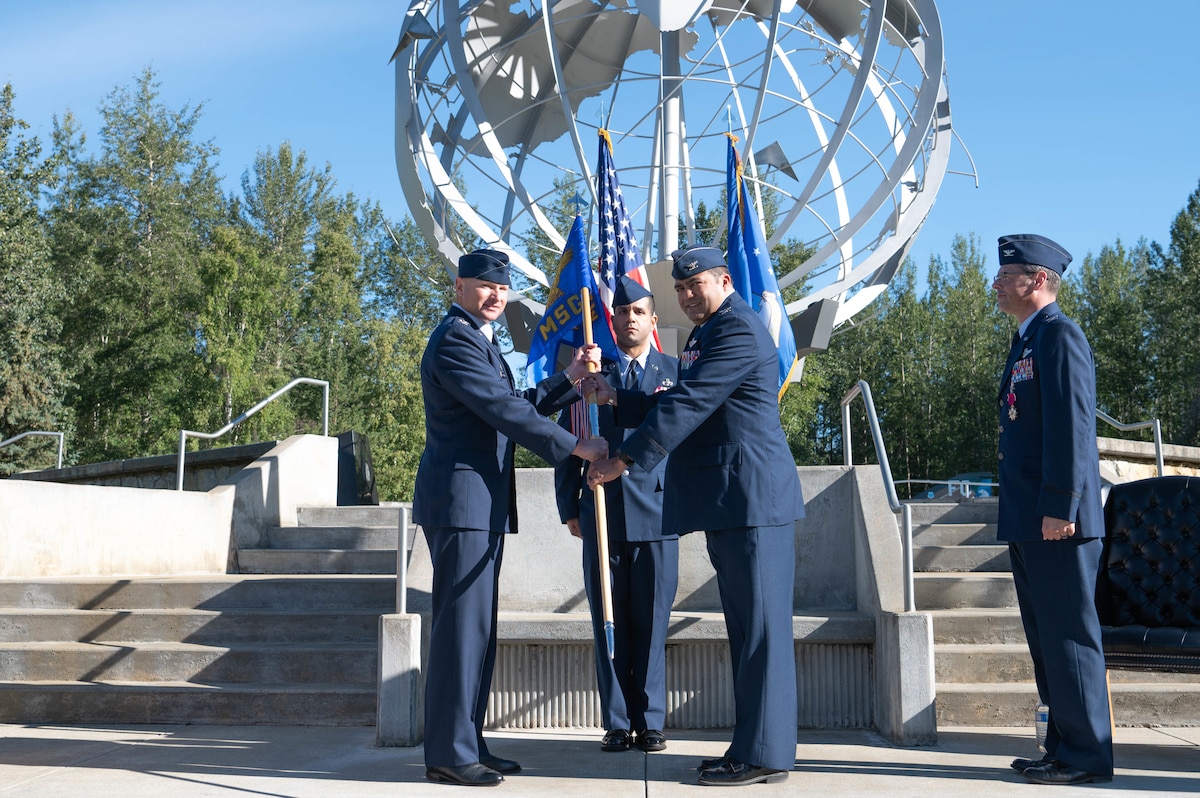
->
[1, 724, 1197, 797]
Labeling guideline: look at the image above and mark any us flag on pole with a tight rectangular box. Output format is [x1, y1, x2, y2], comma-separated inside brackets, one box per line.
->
[596, 129, 660, 350]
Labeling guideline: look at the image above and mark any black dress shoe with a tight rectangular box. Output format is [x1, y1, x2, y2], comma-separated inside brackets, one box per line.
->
[425, 763, 504, 786]
[1022, 760, 1111, 785]
[697, 758, 789, 786]
[1010, 754, 1051, 773]
[601, 729, 632, 752]
[479, 753, 521, 774]
[697, 755, 732, 772]
[635, 729, 667, 752]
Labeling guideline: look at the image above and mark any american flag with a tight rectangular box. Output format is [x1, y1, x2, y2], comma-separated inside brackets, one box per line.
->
[596, 130, 658, 351]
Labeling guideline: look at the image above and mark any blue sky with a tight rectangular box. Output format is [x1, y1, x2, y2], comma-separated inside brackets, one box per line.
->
[3, 0, 1199, 276]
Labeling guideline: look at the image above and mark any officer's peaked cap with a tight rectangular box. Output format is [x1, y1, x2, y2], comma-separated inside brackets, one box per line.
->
[612, 274, 653, 307]
[670, 246, 726, 280]
[997, 234, 1072, 275]
[459, 248, 511, 285]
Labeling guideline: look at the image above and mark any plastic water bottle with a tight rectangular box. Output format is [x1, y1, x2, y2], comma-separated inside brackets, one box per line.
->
[1035, 704, 1049, 752]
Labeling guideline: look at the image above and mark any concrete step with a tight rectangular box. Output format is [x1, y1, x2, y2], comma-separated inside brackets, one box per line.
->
[907, 500, 999, 526]
[237, 550, 396, 575]
[0, 641, 375, 683]
[297, 504, 409, 528]
[0, 608, 383, 644]
[265, 526, 399, 550]
[915, 572, 1017, 610]
[928, 608, 1027, 645]
[914, 545, 1010, 572]
[911, 523, 999, 546]
[936, 643, 1035, 683]
[0, 576, 395, 611]
[935, 682, 1200, 727]
[0, 680, 377, 725]
[938, 644, 1200, 685]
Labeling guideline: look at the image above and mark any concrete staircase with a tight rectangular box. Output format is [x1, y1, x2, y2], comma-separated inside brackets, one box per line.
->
[0, 506, 401, 724]
[914, 499, 1200, 727]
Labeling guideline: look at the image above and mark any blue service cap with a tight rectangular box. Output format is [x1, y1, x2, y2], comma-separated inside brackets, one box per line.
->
[670, 246, 726, 280]
[458, 248, 511, 285]
[612, 274, 653, 307]
[997, 234, 1072, 275]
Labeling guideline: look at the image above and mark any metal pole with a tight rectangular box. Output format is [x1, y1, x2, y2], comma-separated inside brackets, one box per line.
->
[1153, 419, 1164, 477]
[176, 430, 189, 491]
[660, 30, 682, 258]
[902, 504, 915, 612]
[397, 505, 409, 615]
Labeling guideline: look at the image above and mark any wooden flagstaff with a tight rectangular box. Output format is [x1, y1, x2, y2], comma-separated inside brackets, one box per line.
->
[581, 286, 616, 660]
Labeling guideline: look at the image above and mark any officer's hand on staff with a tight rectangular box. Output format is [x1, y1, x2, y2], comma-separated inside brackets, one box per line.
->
[565, 518, 582, 539]
[564, 343, 603, 385]
[586, 457, 625, 488]
[572, 437, 608, 462]
[578, 375, 616, 405]
[1041, 516, 1075, 541]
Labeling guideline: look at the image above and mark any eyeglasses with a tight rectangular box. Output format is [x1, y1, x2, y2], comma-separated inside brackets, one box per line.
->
[992, 270, 1036, 284]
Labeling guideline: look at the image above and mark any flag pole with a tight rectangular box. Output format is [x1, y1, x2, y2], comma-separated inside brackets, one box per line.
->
[581, 286, 616, 660]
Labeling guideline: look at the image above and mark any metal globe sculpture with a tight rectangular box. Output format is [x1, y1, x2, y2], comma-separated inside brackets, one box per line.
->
[392, 0, 957, 341]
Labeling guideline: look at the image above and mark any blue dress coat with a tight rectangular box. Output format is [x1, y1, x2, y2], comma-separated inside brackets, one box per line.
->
[997, 302, 1104, 542]
[616, 292, 805, 535]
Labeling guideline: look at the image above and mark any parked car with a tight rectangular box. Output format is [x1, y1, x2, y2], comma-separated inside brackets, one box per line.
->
[923, 471, 997, 500]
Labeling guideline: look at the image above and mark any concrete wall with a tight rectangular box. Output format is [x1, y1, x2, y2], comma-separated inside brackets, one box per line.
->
[403, 466, 865, 615]
[8, 441, 277, 492]
[1098, 435, 1200, 481]
[0, 479, 235, 577]
[0, 435, 338, 578]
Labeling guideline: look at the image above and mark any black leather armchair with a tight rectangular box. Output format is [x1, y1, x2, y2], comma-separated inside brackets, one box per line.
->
[1097, 476, 1200, 673]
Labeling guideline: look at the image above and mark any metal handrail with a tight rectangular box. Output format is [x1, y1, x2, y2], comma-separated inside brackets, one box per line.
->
[1096, 410, 1163, 477]
[0, 431, 64, 470]
[396, 505, 411, 614]
[840, 380, 915, 612]
[176, 378, 330, 490]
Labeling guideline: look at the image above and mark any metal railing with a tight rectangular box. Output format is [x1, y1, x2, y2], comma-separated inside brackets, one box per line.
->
[0, 431, 65, 470]
[1097, 410, 1164, 477]
[396, 505, 411, 614]
[176, 378, 329, 491]
[840, 380, 915, 612]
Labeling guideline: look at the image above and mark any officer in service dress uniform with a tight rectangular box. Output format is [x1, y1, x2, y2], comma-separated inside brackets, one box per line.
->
[554, 275, 680, 754]
[587, 247, 805, 787]
[414, 248, 608, 787]
[993, 234, 1113, 785]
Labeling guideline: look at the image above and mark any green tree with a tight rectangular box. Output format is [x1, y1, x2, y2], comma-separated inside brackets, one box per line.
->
[1146, 181, 1200, 445]
[1069, 239, 1153, 436]
[46, 68, 224, 462]
[0, 84, 72, 473]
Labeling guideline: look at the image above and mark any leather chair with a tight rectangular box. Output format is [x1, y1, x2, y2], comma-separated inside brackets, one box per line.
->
[1097, 476, 1200, 673]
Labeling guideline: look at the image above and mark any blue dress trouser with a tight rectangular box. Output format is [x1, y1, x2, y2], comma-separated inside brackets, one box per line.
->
[1009, 537, 1113, 777]
[582, 537, 679, 731]
[705, 524, 797, 771]
[423, 526, 504, 768]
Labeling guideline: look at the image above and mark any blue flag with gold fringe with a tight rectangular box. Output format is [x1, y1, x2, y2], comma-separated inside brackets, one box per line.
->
[526, 214, 618, 384]
[726, 134, 799, 397]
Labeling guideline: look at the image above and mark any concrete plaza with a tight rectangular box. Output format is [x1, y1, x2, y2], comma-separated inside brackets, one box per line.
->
[1, 724, 1196, 797]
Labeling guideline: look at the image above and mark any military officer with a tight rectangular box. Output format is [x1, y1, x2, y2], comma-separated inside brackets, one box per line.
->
[554, 275, 680, 754]
[588, 247, 804, 787]
[993, 233, 1113, 785]
[414, 248, 608, 787]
